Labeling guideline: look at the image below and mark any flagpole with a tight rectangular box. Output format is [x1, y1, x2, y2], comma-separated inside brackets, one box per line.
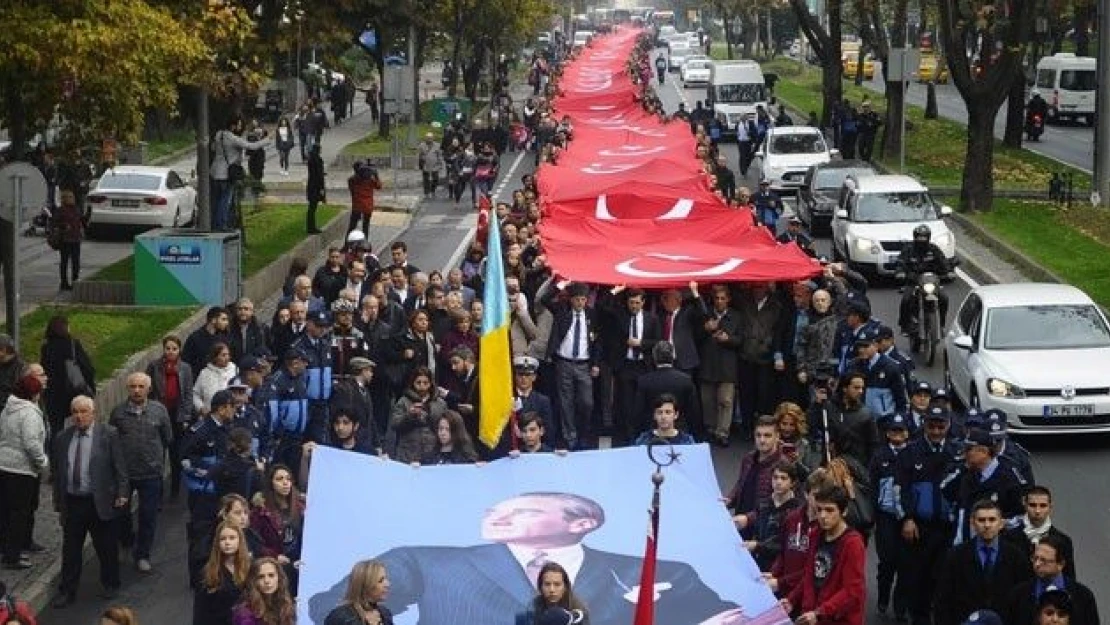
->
[634, 439, 680, 625]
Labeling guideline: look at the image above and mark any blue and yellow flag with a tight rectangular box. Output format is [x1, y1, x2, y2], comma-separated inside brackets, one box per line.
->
[478, 211, 514, 448]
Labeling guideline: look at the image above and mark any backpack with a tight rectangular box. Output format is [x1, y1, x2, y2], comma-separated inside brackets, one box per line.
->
[0, 593, 38, 625]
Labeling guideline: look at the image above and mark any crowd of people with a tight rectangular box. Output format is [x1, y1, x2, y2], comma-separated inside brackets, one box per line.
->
[0, 26, 1097, 625]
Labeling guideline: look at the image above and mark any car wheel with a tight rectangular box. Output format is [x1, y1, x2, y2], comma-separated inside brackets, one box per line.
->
[171, 207, 182, 228]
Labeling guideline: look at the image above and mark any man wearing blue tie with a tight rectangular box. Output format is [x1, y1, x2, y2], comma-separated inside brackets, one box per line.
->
[539, 279, 600, 450]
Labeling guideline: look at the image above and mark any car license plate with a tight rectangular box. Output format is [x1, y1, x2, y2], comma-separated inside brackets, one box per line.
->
[1043, 404, 1094, 417]
[112, 199, 140, 208]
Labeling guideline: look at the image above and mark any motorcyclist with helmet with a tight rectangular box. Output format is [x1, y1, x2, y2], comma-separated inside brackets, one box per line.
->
[1026, 92, 1049, 139]
[896, 224, 950, 335]
[654, 54, 667, 85]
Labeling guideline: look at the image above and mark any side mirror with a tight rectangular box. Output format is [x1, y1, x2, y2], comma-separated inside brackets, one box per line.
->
[940, 204, 954, 216]
[835, 209, 849, 219]
[953, 335, 974, 351]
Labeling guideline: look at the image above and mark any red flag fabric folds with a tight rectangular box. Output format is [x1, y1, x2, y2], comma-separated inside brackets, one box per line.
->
[538, 29, 820, 287]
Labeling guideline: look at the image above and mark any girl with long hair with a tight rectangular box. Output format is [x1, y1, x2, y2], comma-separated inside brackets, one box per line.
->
[324, 560, 394, 625]
[250, 465, 304, 593]
[193, 342, 238, 414]
[191, 493, 263, 587]
[193, 522, 251, 625]
[420, 411, 478, 465]
[388, 366, 447, 463]
[231, 557, 295, 625]
[517, 562, 589, 625]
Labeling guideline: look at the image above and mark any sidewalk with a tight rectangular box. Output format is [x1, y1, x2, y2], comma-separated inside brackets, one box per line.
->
[0, 99, 399, 324]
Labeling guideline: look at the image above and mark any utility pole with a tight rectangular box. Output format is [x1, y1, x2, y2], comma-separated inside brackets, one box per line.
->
[1095, 0, 1110, 206]
[196, 87, 211, 231]
[408, 21, 418, 146]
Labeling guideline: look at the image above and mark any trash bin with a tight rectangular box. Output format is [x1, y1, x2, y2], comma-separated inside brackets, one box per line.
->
[134, 229, 241, 306]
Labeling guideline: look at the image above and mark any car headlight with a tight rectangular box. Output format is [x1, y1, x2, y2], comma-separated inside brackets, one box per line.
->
[933, 231, 953, 250]
[922, 282, 937, 295]
[854, 237, 880, 254]
[987, 377, 1026, 399]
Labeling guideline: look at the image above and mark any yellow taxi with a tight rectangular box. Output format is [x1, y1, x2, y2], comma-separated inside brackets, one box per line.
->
[917, 54, 949, 83]
[842, 53, 875, 80]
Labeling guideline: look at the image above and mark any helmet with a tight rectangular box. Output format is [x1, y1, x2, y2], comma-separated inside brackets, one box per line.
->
[912, 224, 931, 243]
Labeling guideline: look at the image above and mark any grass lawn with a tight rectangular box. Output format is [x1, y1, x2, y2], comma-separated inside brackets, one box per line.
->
[18, 306, 195, 378]
[969, 199, 1110, 308]
[144, 128, 195, 163]
[760, 58, 1092, 192]
[88, 203, 342, 282]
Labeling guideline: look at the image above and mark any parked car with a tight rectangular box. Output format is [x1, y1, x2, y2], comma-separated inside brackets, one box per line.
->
[798, 160, 879, 232]
[916, 54, 950, 83]
[86, 166, 197, 235]
[830, 174, 956, 277]
[945, 283, 1110, 434]
[755, 126, 838, 194]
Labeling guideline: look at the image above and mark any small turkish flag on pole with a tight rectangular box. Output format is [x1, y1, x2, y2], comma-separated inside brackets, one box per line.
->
[632, 471, 663, 625]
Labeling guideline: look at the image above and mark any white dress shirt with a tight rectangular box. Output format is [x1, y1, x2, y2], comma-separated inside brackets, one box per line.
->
[627, 310, 644, 360]
[557, 310, 589, 361]
[508, 543, 586, 584]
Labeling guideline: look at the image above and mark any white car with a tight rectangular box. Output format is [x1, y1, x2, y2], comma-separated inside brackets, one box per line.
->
[87, 166, 197, 233]
[680, 58, 712, 86]
[756, 126, 838, 194]
[668, 41, 692, 71]
[945, 283, 1110, 434]
[831, 174, 956, 277]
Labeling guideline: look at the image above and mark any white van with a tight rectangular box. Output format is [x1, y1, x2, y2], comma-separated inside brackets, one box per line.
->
[668, 41, 692, 71]
[1034, 53, 1097, 125]
[572, 30, 594, 50]
[707, 60, 768, 140]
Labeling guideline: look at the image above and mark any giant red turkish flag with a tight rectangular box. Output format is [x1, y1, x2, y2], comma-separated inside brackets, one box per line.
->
[536, 28, 820, 287]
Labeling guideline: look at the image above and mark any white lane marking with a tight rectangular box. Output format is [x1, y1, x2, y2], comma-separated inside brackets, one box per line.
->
[444, 150, 529, 273]
[492, 151, 528, 203]
[954, 266, 980, 289]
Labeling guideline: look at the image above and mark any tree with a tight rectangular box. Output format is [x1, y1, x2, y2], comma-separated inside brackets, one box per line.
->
[788, 0, 844, 125]
[937, 0, 1037, 211]
[862, 0, 910, 160]
[0, 0, 208, 160]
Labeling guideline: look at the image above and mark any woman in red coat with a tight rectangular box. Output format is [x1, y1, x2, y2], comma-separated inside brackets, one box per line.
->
[347, 160, 382, 238]
[783, 486, 866, 625]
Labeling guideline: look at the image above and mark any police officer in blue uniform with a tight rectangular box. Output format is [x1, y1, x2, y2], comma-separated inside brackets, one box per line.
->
[265, 347, 310, 472]
[870, 414, 911, 620]
[228, 377, 271, 462]
[876, 324, 914, 391]
[904, 381, 933, 436]
[945, 428, 1026, 545]
[896, 406, 961, 625]
[833, 299, 882, 374]
[290, 309, 334, 443]
[180, 389, 236, 547]
[983, 409, 1034, 485]
[849, 329, 908, 421]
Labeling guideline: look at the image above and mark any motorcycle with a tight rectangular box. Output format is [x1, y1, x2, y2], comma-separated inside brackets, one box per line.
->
[1026, 113, 1045, 141]
[656, 66, 666, 85]
[908, 272, 944, 366]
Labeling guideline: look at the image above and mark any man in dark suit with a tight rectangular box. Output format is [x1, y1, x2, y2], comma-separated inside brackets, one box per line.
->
[600, 286, 661, 443]
[539, 279, 601, 449]
[633, 342, 700, 440]
[657, 283, 703, 377]
[933, 499, 1033, 625]
[308, 492, 741, 625]
[51, 395, 130, 608]
[1001, 486, 1076, 580]
[1000, 534, 1098, 625]
[444, 346, 480, 442]
[698, 285, 742, 447]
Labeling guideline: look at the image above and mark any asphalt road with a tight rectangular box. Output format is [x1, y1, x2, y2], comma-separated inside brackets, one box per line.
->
[661, 63, 1110, 619]
[857, 60, 1095, 173]
[34, 74, 1109, 623]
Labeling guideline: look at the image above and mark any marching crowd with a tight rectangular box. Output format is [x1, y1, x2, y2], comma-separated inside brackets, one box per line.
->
[0, 27, 1097, 625]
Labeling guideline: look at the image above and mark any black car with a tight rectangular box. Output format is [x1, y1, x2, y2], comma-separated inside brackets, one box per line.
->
[798, 160, 879, 232]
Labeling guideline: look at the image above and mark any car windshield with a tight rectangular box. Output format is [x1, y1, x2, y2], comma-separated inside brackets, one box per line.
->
[815, 167, 874, 190]
[1059, 70, 1096, 91]
[714, 83, 765, 104]
[985, 304, 1110, 350]
[96, 173, 162, 191]
[769, 133, 826, 155]
[686, 60, 710, 70]
[853, 191, 938, 222]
